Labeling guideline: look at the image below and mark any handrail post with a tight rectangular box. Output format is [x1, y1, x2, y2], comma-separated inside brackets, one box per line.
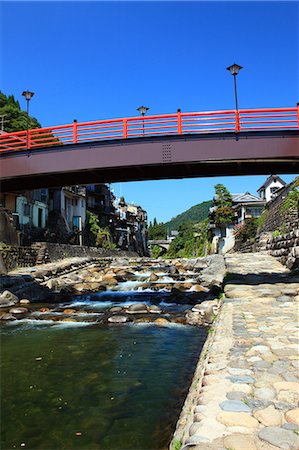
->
[177, 109, 182, 134]
[235, 110, 241, 132]
[27, 129, 31, 149]
[123, 119, 128, 138]
[73, 120, 78, 144]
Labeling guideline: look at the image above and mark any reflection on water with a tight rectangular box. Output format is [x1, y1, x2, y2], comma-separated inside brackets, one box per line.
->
[1, 293, 206, 450]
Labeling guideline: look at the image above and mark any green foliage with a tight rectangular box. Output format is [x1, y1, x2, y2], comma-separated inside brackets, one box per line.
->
[165, 200, 212, 232]
[281, 177, 299, 212]
[151, 245, 163, 259]
[148, 218, 167, 240]
[165, 220, 209, 258]
[85, 211, 115, 249]
[171, 438, 182, 450]
[234, 218, 259, 243]
[213, 184, 235, 226]
[0, 91, 41, 132]
[257, 209, 268, 229]
[272, 229, 280, 238]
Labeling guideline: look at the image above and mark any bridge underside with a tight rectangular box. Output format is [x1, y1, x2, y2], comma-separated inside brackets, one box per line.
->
[1, 131, 298, 192]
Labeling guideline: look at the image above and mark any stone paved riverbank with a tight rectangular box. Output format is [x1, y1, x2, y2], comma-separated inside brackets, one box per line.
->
[171, 253, 299, 450]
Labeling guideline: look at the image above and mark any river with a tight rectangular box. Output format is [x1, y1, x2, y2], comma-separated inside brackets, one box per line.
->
[1, 288, 207, 449]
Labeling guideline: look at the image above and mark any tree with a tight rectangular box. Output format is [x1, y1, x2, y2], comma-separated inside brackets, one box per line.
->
[148, 218, 167, 240]
[213, 184, 235, 226]
[0, 91, 41, 132]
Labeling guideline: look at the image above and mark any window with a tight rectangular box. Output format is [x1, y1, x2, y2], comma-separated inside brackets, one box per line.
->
[270, 187, 279, 194]
[23, 203, 30, 216]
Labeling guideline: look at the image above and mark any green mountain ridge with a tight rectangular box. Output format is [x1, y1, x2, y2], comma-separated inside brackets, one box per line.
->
[165, 200, 212, 231]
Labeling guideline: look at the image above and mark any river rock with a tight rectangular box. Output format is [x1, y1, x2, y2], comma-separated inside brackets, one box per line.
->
[108, 315, 128, 323]
[169, 265, 179, 275]
[154, 317, 170, 326]
[253, 405, 283, 426]
[190, 284, 208, 293]
[126, 303, 148, 314]
[217, 412, 259, 427]
[0, 290, 19, 307]
[1, 313, 17, 321]
[63, 309, 77, 314]
[149, 273, 159, 282]
[285, 408, 299, 426]
[185, 310, 202, 326]
[109, 306, 123, 313]
[148, 305, 162, 314]
[102, 273, 118, 286]
[8, 307, 28, 315]
[19, 299, 30, 305]
[258, 426, 299, 449]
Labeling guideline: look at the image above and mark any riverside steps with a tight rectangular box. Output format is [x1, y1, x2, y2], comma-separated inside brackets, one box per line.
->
[171, 253, 299, 450]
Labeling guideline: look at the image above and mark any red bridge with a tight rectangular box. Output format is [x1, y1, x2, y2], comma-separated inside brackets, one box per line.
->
[1, 107, 298, 191]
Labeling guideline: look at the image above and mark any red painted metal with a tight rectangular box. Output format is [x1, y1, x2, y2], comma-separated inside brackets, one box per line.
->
[0, 107, 298, 152]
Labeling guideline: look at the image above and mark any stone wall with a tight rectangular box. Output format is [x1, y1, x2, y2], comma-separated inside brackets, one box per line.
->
[258, 183, 298, 234]
[258, 230, 299, 270]
[0, 246, 38, 273]
[0, 242, 138, 273]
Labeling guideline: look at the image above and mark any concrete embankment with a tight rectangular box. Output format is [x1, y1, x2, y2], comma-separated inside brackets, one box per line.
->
[171, 253, 299, 450]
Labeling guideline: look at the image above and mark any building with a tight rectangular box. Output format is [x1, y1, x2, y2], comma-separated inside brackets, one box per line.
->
[257, 175, 286, 203]
[232, 192, 266, 224]
[86, 184, 115, 228]
[209, 189, 267, 254]
[48, 186, 86, 244]
[113, 197, 148, 255]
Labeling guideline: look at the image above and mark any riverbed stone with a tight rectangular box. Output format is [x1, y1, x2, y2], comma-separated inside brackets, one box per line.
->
[0, 290, 18, 307]
[226, 391, 246, 401]
[217, 412, 259, 427]
[19, 299, 30, 304]
[154, 317, 170, 326]
[258, 426, 299, 449]
[148, 305, 162, 314]
[254, 387, 276, 400]
[253, 405, 283, 426]
[285, 408, 299, 426]
[227, 375, 255, 384]
[223, 433, 258, 450]
[108, 315, 128, 323]
[126, 303, 148, 314]
[219, 400, 251, 412]
[8, 307, 28, 314]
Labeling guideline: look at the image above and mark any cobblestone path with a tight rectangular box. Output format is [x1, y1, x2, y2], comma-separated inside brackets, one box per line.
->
[178, 253, 299, 450]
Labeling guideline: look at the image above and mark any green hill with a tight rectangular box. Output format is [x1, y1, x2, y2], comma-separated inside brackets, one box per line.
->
[165, 200, 212, 231]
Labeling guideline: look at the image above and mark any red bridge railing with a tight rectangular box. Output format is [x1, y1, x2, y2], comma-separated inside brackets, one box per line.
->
[0, 106, 298, 152]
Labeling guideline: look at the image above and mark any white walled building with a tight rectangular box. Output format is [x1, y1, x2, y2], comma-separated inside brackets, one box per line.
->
[257, 175, 286, 203]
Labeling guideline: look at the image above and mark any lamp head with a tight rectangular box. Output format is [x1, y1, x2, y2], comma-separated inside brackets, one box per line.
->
[226, 63, 243, 75]
[137, 105, 149, 116]
[22, 90, 35, 101]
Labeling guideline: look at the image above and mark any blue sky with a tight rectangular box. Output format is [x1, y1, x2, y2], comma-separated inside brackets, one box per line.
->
[1, 1, 298, 222]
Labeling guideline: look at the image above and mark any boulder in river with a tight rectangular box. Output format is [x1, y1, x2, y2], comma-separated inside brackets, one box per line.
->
[149, 272, 159, 282]
[1, 313, 17, 321]
[9, 307, 28, 315]
[0, 290, 19, 308]
[108, 315, 128, 323]
[63, 309, 77, 314]
[109, 306, 123, 313]
[148, 305, 162, 314]
[126, 303, 148, 314]
[19, 299, 30, 305]
[154, 317, 170, 326]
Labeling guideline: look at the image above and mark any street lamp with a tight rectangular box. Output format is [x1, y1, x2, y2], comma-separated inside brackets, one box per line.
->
[22, 90, 34, 149]
[226, 63, 242, 110]
[137, 105, 149, 135]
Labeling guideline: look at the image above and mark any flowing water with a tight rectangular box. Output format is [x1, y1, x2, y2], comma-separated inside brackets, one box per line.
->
[1, 284, 207, 449]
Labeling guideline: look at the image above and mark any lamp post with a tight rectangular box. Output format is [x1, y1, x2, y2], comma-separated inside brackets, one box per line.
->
[22, 90, 34, 149]
[226, 64, 242, 131]
[137, 105, 149, 136]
